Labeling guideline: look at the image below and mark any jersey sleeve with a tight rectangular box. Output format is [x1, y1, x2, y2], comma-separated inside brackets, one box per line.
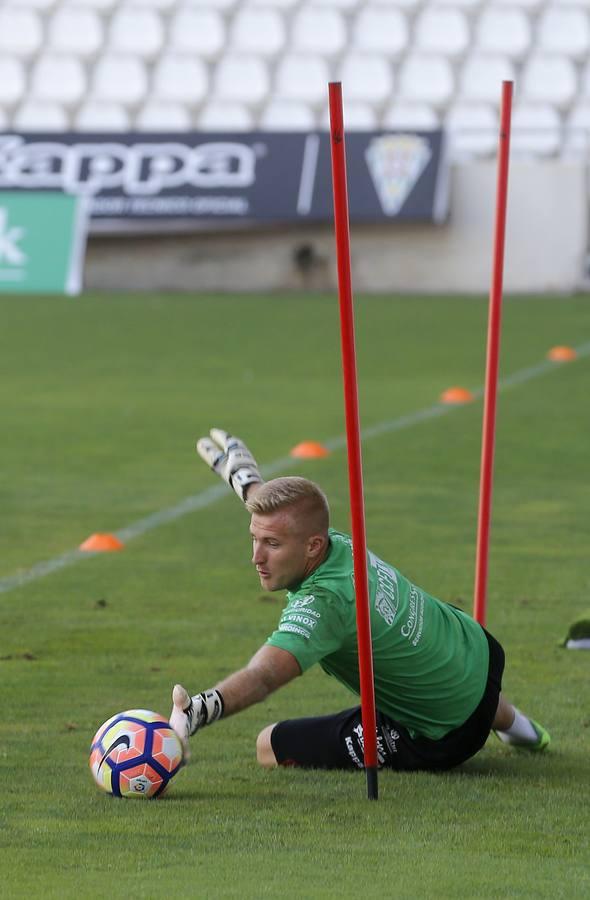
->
[266, 589, 348, 673]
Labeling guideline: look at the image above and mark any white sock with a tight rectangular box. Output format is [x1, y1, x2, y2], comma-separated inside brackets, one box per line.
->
[496, 709, 538, 745]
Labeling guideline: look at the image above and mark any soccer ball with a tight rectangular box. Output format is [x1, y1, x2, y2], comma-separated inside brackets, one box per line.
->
[89, 709, 184, 799]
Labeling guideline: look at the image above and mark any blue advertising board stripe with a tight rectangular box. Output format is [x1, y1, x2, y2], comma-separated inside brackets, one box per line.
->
[0, 131, 449, 229]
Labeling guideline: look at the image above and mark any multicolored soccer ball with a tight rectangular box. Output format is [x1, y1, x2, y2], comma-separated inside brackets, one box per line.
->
[89, 709, 184, 799]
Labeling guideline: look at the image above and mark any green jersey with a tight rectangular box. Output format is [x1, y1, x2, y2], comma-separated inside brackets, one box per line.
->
[267, 528, 489, 740]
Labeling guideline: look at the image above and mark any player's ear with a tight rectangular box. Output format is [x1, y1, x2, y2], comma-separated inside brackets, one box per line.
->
[307, 534, 325, 559]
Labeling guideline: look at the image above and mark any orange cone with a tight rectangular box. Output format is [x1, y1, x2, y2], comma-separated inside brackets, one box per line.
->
[79, 533, 124, 552]
[547, 345, 577, 362]
[440, 387, 475, 404]
[290, 441, 330, 459]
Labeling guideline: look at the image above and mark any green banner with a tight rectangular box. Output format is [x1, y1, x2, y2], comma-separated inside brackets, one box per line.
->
[0, 191, 88, 295]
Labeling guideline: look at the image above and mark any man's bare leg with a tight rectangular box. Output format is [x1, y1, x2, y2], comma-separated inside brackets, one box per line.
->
[492, 693, 550, 751]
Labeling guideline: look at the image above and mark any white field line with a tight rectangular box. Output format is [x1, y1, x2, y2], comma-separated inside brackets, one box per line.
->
[2, 342, 589, 596]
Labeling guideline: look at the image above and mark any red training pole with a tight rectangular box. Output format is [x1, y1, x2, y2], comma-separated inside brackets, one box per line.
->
[473, 81, 513, 627]
[328, 81, 378, 800]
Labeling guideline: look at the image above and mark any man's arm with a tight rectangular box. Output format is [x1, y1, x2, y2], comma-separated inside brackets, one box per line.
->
[214, 644, 301, 716]
[170, 645, 301, 752]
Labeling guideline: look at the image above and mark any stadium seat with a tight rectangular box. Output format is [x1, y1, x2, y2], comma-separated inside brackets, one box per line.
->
[7, 0, 58, 10]
[397, 55, 455, 109]
[381, 102, 440, 129]
[135, 102, 192, 131]
[61, 0, 118, 10]
[563, 103, 590, 153]
[0, 8, 43, 60]
[74, 101, 131, 130]
[337, 54, 394, 106]
[213, 56, 270, 107]
[229, 9, 286, 58]
[0, 58, 26, 109]
[510, 104, 562, 156]
[152, 57, 209, 106]
[247, 0, 305, 9]
[458, 55, 516, 105]
[314, 0, 361, 8]
[185, 0, 240, 9]
[445, 103, 498, 157]
[29, 56, 87, 108]
[47, 8, 104, 59]
[274, 55, 331, 106]
[319, 101, 378, 129]
[429, 0, 484, 14]
[291, 7, 347, 58]
[490, 0, 542, 9]
[108, 9, 164, 60]
[475, 10, 531, 59]
[352, 7, 408, 58]
[369, 0, 422, 11]
[259, 100, 316, 130]
[521, 56, 577, 110]
[13, 101, 70, 131]
[168, 10, 225, 62]
[91, 56, 149, 107]
[197, 102, 255, 130]
[122, 0, 177, 10]
[536, 9, 590, 61]
[414, 9, 470, 59]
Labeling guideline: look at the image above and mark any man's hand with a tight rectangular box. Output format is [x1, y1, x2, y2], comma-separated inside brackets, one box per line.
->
[196, 428, 263, 502]
[169, 683, 225, 761]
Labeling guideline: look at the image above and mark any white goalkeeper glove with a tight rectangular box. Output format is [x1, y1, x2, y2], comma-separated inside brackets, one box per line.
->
[196, 428, 263, 503]
[169, 684, 225, 759]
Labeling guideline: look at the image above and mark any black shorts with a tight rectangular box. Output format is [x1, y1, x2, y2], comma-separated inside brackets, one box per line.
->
[270, 628, 505, 772]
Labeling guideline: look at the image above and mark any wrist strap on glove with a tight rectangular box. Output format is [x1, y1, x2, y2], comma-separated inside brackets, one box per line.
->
[183, 688, 225, 736]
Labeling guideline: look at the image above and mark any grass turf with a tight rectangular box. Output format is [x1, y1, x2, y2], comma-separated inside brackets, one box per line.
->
[0, 293, 589, 898]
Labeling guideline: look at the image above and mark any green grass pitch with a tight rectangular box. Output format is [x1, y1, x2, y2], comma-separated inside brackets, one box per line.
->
[0, 293, 589, 898]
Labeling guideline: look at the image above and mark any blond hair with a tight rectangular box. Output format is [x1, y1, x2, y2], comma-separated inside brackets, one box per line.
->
[246, 477, 330, 535]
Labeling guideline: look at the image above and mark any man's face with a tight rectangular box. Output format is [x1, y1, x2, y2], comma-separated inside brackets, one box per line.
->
[250, 510, 320, 592]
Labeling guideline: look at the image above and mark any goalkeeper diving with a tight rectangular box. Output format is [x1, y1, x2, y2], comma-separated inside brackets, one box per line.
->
[170, 429, 550, 771]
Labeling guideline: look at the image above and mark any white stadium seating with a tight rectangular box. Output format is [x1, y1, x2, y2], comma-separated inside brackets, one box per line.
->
[91, 56, 149, 107]
[0, 8, 43, 59]
[75, 101, 131, 130]
[260, 100, 316, 130]
[0, 0, 589, 157]
[167, 10, 226, 62]
[445, 103, 499, 157]
[382, 102, 440, 129]
[511, 104, 563, 156]
[197, 102, 254, 131]
[47, 8, 104, 59]
[107, 9, 164, 60]
[291, 7, 348, 58]
[536, 8, 590, 61]
[352, 8, 408, 57]
[14, 101, 69, 131]
[397, 55, 455, 109]
[274, 55, 331, 106]
[0, 58, 26, 109]
[475, 9, 531, 59]
[135, 102, 192, 131]
[29, 56, 87, 108]
[520, 56, 578, 111]
[414, 9, 470, 59]
[213, 55, 270, 107]
[151, 57, 209, 106]
[458, 56, 516, 105]
[229, 9, 287, 59]
[337, 55, 394, 105]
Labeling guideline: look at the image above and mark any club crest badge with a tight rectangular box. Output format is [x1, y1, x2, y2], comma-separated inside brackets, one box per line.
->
[365, 134, 432, 216]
